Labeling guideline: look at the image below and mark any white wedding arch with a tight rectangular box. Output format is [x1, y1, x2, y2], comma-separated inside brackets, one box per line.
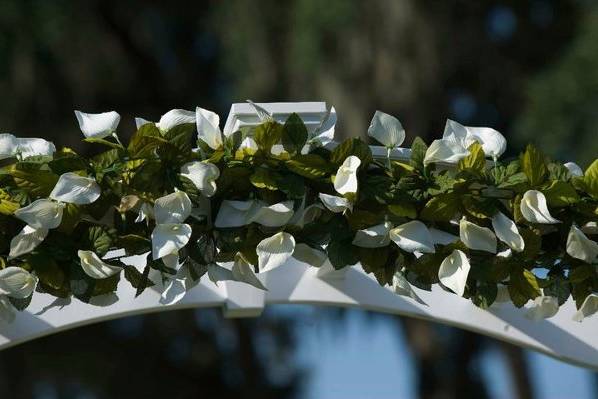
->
[1, 102, 597, 371]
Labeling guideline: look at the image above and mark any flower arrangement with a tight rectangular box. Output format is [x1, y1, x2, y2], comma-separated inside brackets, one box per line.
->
[0, 104, 596, 323]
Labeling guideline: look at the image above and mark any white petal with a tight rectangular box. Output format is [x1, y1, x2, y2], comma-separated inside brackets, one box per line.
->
[319, 193, 352, 213]
[564, 162, 584, 177]
[214, 200, 255, 228]
[310, 107, 336, 146]
[288, 199, 322, 228]
[443, 119, 470, 147]
[135, 117, 151, 129]
[292, 243, 327, 267]
[157, 109, 195, 132]
[573, 294, 598, 322]
[135, 202, 154, 223]
[50, 173, 101, 205]
[248, 201, 294, 227]
[520, 190, 560, 224]
[352, 222, 392, 248]
[9, 225, 48, 259]
[256, 232, 296, 272]
[13, 199, 64, 229]
[160, 265, 199, 305]
[492, 212, 524, 252]
[334, 156, 361, 195]
[368, 110, 405, 148]
[239, 137, 259, 151]
[429, 227, 459, 245]
[567, 225, 598, 263]
[0, 267, 38, 299]
[232, 253, 266, 290]
[180, 161, 220, 197]
[423, 139, 469, 165]
[207, 263, 234, 285]
[466, 127, 506, 159]
[153, 191, 192, 224]
[15, 137, 56, 159]
[78, 250, 122, 279]
[74, 110, 120, 138]
[0, 134, 18, 160]
[525, 296, 559, 321]
[460, 218, 497, 253]
[582, 222, 598, 235]
[0, 296, 15, 323]
[390, 220, 436, 253]
[196, 107, 223, 150]
[438, 249, 471, 296]
[162, 252, 181, 271]
[393, 272, 426, 305]
[151, 223, 192, 260]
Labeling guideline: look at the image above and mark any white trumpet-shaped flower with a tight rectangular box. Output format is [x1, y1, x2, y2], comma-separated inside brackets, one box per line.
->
[135, 202, 154, 224]
[319, 193, 352, 213]
[429, 227, 459, 245]
[14, 199, 64, 229]
[232, 252, 266, 290]
[389, 220, 436, 254]
[135, 117, 151, 129]
[393, 272, 426, 305]
[214, 200, 255, 228]
[423, 138, 470, 165]
[288, 199, 322, 229]
[154, 191, 192, 224]
[0, 267, 37, 299]
[573, 294, 598, 322]
[352, 222, 392, 248]
[157, 109, 195, 132]
[438, 249, 471, 296]
[520, 190, 560, 224]
[0, 134, 17, 160]
[9, 225, 48, 259]
[50, 173, 101, 205]
[525, 296, 559, 321]
[74, 110, 120, 139]
[492, 212, 525, 252]
[0, 134, 56, 160]
[367, 111, 405, 149]
[582, 222, 598, 235]
[334, 156, 361, 195]
[564, 162, 583, 177]
[151, 223, 192, 260]
[256, 232, 296, 272]
[566, 225, 598, 264]
[248, 201, 294, 227]
[308, 107, 336, 147]
[180, 161, 220, 197]
[196, 107, 224, 150]
[160, 265, 196, 305]
[78, 250, 122, 279]
[460, 218, 497, 253]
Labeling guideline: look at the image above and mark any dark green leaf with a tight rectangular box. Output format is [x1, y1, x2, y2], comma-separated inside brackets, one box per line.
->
[330, 138, 373, 166]
[282, 113, 308, 154]
[254, 121, 283, 153]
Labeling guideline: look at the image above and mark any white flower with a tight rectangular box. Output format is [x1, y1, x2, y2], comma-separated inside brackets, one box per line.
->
[429, 227, 459, 245]
[256, 232, 295, 272]
[292, 243, 327, 267]
[573, 294, 598, 322]
[232, 252, 266, 290]
[423, 138, 470, 165]
[78, 250, 122, 279]
[334, 156, 361, 195]
[160, 264, 202, 305]
[582, 222, 598, 235]
[196, 107, 224, 150]
[566, 225, 598, 264]
[161, 253, 181, 271]
[352, 222, 392, 248]
[154, 191, 192, 224]
[393, 272, 426, 305]
[444, 119, 506, 159]
[0, 134, 56, 160]
[389, 220, 436, 254]
[319, 193, 352, 213]
[135, 117, 151, 129]
[288, 199, 322, 229]
[492, 212, 525, 252]
[180, 161, 220, 197]
[438, 249, 471, 296]
[0, 267, 37, 299]
[50, 173, 101, 205]
[367, 111, 405, 148]
[9, 225, 48, 259]
[74, 110, 120, 139]
[308, 107, 336, 147]
[459, 218, 497, 253]
[13, 199, 64, 229]
[520, 190, 560, 224]
[214, 200, 294, 228]
[0, 134, 17, 160]
[157, 109, 195, 132]
[525, 296, 559, 321]
[135, 202, 154, 224]
[564, 162, 583, 177]
[214, 200, 255, 228]
[151, 223, 192, 260]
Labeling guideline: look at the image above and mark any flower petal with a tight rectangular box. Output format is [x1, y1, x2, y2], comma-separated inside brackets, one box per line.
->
[135, 202, 154, 224]
[429, 227, 459, 245]
[151, 223, 192, 260]
[460, 218, 497, 253]
[520, 190, 560, 224]
[566, 225, 598, 264]
[352, 222, 392, 248]
[0, 296, 15, 323]
[15, 137, 56, 159]
[180, 161, 220, 197]
[319, 193, 352, 213]
[256, 232, 296, 272]
[368, 110, 405, 148]
[50, 172, 101, 205]
[160, 265, 200, 305]
[0, 267, 38, 299]
[196, 107, 223, 150]
[438, 249, 471, 296]
[214, 200, 255, 228]
[573, 294, 598, 322]
[162, 252, 181, 271]
[466, 127, 506, 159]
[232, 252, 266, 290]
[492, 212, 525, 252]
[334, 156, 361, 195]
[423, 139, 469, 165]
[135, 117, 151, 129]
[78, 250, 122, 279]
[0, 134, 18, 160]
[525, 296, 559, 321]
[153, 191, 192, 224]
[564, 162, 583, 177]
[389, 220, 436, 254]
[157, 109, 195, 132]
[13, 199, 64, 229]
[74, 110, 120, 138]
[393, 272, 427, 305]
[288, 200, 323, 229]
[9, 225, 48, 259]
[248, 201, 294, 227]
[309, 106, 336, 146]
[292, 243, 327, 267]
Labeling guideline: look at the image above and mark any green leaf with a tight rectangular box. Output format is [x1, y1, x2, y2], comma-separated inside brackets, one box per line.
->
[410, 136, 428, 171]
[48, 152, 89, 175]
[330, 138, 373, 166]
[472, 282, 497, 309]
[9, 167, 58, 197]
[569, 264, 594, 283]
[92, 149, 121, 169]
[26, 253, 68, 296]
[0, 189, 19, 215]
[124, 265, 155, 295]
[543, 180, 579, 207]
[583, 159, 598, 199]
[520, 228, 542, 260]
[83, 137, 123, 150]
[250, 167, 278, 190]
[56, 203, 81, 234]
[118, 235, 152, 255]
[543, 275, 570, 305]
[8, 294, 32, 311]
[128, 134, 167, 158]
[254, 121, 283, 153]
[85, 226, 116, 257]
[498, 172, 528, 190]
[286, 154, 333, 179]
[520, 144, 547, 187]
[458, 142, 485, 172]
[420, 193, 459, 222]
[277, 174, 305, 199]
[327, 239, 358, 270]
[282, 113, 308, 154]
[163, 123, 195, 154]
[388, 202, 417, 219]
[225, 130, 245, 154]
[92, 273, 120, 296]
[508, 268, 541, 308]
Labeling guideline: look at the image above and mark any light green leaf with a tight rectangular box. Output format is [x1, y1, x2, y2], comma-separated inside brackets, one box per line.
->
[458, 142, 485, 172]
[420, 193, 459, 222]
[286, 154, 332, 179]
[543, 180, 579, 207]
[520, 144, 547, 187]
[583, 159, 598, 199]
[254, 121, 283, 153]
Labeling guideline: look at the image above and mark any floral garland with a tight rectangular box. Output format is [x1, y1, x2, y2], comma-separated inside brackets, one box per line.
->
[0, 105, 596, 323]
